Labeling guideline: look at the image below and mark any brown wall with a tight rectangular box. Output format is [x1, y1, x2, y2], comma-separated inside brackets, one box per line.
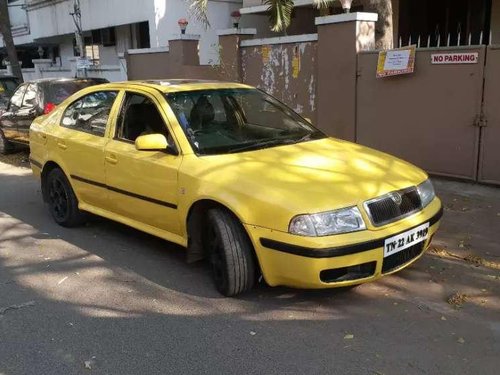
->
[241, 41, 318, 122]
[356, 46, 486, 180]
[127, 47, 220, 81]
[125, 20, 500, 185]
[126, 51, 171, 80]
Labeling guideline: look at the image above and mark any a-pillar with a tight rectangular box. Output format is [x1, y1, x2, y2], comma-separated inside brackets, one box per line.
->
[316, 12, 378, 141]
[216, 28, 256, 82]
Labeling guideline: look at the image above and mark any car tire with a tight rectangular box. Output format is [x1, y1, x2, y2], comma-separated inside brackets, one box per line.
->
[206, 208, 256, 296]
[0, 130, 15, 155]
[46, 168, 85, 227]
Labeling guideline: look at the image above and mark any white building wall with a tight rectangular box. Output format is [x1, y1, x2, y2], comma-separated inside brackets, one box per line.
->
[7, 0, 29, 29]
[1, 0, 275, 80]
[5, 0, 246, 65]
[58, 36, 76, 66]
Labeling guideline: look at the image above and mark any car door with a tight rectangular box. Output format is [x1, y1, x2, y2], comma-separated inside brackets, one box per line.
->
[16, 83, 42, 143]
[51, 90, 120, 209]
[0, 83, 27, 141]
[104, 90, 182, 235]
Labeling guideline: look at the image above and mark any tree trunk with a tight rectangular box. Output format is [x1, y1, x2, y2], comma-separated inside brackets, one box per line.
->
[0, 0, 23, 81]
[358, 0, 394, 50]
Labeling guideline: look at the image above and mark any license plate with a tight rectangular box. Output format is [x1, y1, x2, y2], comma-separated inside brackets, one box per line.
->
[384, 223, 430, 258]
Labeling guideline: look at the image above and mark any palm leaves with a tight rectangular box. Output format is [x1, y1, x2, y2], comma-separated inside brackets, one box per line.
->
[189, 0, 336, 32]
[189, 0, 210, 28]
[264, 0, 295, 32]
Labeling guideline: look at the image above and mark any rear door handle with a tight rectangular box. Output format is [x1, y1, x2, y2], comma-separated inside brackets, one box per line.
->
[57, 141, 67, 150]
[105, 154, 118, 165]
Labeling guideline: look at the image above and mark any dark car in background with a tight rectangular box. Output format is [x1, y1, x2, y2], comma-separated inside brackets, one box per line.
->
[0, 75, 21, 111]
[0, 77, 108, 154]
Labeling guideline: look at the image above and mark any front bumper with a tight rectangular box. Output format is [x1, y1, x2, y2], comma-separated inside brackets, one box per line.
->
[245, 198, 443, 289]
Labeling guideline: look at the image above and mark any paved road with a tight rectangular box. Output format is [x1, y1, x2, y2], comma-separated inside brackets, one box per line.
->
[0, 159, 499, 375]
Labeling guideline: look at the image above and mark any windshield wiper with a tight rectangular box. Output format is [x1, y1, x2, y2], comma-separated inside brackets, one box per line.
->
[292, 131, 326, 144]
[227, 138, 295, 153]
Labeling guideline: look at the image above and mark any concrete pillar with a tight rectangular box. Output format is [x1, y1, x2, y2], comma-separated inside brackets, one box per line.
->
[118, 52, 127, 81]
[68, 57, 78, 78]
[4, 61, 13, 76]
[32, 59, 52, 79]
[216, 28, 256, 82]
[316, 12, 378, 141]
[168, 34, 201, 67]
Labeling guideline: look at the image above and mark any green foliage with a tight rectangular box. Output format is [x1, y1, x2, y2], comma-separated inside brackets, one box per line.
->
[190, 0, 336, 32]
[189, 0, 210, 28]
[264, 0, 295, 32]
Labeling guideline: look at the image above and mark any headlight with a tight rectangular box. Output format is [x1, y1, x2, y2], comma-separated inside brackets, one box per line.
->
[289, 206, 366, 237]
[417, 179, 435, 208]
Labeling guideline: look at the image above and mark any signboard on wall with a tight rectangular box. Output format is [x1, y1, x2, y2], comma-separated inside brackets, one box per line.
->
[431, 53, 479, 64]
[377, 46, 416, 78]
[261, 46, 271, 64]
[76, 57, 92, 70]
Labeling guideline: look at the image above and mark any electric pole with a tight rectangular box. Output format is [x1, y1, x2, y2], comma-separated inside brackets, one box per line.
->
[70, 0, 84, 57]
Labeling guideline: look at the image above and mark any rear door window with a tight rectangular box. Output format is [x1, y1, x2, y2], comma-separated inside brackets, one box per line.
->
[61, 91, 118, 136]
[21, 84, 38, 110]
[8, 84, 27, 111]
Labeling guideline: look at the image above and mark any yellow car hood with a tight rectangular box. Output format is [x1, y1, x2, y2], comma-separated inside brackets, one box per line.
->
[186, 137, 428, 231]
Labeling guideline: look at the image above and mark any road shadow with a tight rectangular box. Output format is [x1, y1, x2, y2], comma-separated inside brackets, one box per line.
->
[1, 165, 499, 374]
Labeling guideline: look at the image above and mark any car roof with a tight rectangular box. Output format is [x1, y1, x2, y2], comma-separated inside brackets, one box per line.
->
[28, 77, 108, 84]
[94, 79, 254, 93]
[0, 75, 19, 81]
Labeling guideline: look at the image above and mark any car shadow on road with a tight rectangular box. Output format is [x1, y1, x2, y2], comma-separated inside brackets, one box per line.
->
[2, 166, 500, 374]
[0, 167, 498, 308]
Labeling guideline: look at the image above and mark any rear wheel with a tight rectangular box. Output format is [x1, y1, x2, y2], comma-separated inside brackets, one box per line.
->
[0, 130, 14, 155]
[206, 209, 256, 296]
[46, 168, 85, 227]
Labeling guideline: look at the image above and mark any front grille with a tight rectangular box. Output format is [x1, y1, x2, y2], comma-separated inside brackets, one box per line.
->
[365, 188, 422, 226]
[382, 243, 425, 274]
[320, 261, 376, 283]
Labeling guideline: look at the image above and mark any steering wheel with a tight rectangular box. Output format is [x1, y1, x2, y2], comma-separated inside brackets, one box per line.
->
[192, 122, 219, 136]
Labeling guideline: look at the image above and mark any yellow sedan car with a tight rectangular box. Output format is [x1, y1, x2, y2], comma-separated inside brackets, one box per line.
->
[29, 80, 442, 296]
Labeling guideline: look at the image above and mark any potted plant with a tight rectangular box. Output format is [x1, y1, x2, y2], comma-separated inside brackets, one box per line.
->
[231, 10, 241, 29]
[178, 18, 189, 34]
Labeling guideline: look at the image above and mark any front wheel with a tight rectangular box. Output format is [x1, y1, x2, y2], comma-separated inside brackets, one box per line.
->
[46, 168, 85, 227]
[206, 209, 256, 296]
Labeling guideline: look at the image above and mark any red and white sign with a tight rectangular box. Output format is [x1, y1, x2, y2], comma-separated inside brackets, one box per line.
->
[431, 53, 479, 64]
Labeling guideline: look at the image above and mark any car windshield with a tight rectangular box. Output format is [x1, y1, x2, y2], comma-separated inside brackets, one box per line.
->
[165, 88, 325, 155]
[45, 80, 106, 104]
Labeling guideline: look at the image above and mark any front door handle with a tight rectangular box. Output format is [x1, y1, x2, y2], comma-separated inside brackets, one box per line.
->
[57, 141, 67, 150]
[105, 154, 118, 165]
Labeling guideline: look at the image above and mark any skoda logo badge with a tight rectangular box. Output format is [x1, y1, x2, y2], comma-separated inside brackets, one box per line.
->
[390, 192, 403, 205]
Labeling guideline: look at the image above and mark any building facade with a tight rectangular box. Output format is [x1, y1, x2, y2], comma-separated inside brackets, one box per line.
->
[1, 0, 262, 71]
[3, 0, 500, 81]
[240, 0, 500, 47]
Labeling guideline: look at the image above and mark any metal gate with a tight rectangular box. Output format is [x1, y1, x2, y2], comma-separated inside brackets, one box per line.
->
[479, 46, 500, 185]
[356, 46, 500, 184]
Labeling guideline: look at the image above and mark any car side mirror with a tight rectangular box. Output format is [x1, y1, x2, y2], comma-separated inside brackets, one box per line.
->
[135, 133, 177, 154]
